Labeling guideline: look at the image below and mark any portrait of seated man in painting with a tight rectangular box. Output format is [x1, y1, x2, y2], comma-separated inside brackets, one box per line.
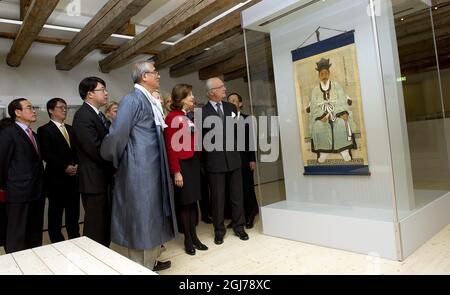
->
[307, 58, 357, 163]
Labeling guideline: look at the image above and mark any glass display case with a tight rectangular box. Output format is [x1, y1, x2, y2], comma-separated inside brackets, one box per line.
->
[243, 0, 450, 260]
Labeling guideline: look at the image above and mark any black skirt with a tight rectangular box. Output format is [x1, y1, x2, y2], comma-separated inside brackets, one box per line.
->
[173, 155, 201, 205]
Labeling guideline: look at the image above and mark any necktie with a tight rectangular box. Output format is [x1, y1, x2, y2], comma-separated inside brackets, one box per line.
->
[60, 124, 71, 147]
[98, 112, 108, 129]
[26, 127, 39, 154]
[216, 102, 224, 120]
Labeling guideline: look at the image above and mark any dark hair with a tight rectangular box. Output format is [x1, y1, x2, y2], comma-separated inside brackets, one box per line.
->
[170, 84, 193, 111]
[0, 117, 14, 130]
[46, 97, 67, 117]
[8, 98, 27, 120]
[227, 92, 243, 103]
[79, 77, 106, 100]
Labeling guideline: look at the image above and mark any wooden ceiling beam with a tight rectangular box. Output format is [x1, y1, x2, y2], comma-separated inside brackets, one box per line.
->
[0, 31, 160, 55]
[223, 67, 247, 81]
[6, 0, 59, 67]
[99, 0, 244, 73]
[169, 34, 244, 78]
[154, 0, 261, 69]
[116, 20, 136, 36]
[20, 0, 32, 21]
[198, 51, 246, 80]
[55, 0, 151, 71]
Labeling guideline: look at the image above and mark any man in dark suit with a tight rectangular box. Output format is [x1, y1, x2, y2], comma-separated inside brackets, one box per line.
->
[0, 98, 45, 253]
[202, 77, 248, 245]
[72, 77, 114, 247]
[0, 118, 15, 248]
[37, 98, 80, 243]
[227, 93, 259, 229]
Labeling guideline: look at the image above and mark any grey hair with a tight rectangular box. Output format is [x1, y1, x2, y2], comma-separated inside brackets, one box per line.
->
[206, 77, 221, 93]
[131, 61, 154, 83]
[206, 78, 214, 91]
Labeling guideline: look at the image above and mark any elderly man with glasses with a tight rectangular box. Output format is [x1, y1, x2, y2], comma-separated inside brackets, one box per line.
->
[101, 61, 176, 272]
[0, 98, 45, 253]
[37, 98, 80, 244]
[201, 77, 249, 245]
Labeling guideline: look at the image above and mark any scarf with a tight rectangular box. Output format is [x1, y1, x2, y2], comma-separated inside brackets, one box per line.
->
[134, 84, 167, 129]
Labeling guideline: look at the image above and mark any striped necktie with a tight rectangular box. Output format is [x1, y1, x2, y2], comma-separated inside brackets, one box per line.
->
[98, 112, 108, 129]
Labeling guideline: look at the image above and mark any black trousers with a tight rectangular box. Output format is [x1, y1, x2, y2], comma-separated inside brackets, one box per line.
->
[198, 169, 211, 220]
[47, 191, 80, 243]
[208, 168, 245, 236]
[5, 198, 45, 253]
[241, 166, 259, 221]
[81, 192, 111, 247]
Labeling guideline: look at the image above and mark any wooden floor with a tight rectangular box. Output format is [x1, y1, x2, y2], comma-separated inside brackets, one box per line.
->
[1, 217, 450, 274]
[1, 180, 450, 274]
[156, 217, 450, 275]
[0, 237, 155, 275]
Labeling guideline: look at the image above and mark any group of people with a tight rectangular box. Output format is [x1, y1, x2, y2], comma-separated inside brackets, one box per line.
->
[0, 60, 259, 272]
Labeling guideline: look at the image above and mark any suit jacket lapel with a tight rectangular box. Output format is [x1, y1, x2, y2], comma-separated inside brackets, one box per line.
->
[205, 101, 220, 117]
[13, 123, 40, 156]
[82, 102, 108, 133]
[48, 121, 71, 149]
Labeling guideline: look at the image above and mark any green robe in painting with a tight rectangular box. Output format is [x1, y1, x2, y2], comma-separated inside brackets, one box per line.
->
[309, 80, 356, 153]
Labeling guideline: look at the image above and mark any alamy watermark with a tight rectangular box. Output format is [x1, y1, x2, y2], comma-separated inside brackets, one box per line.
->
[65, 0, 81, 17]
[169, 108, 280, 163]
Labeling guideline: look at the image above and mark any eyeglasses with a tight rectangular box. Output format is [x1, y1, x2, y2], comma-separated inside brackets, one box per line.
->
[210, 84, 225, 91]
[22, 105, 35, 111]
[145, 70, 160, 76]
[91, 88, 108, 93]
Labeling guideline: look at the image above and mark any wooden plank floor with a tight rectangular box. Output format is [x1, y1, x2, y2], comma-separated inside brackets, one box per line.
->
[0, 237, 154, 275]
[1, 181, 450, 274]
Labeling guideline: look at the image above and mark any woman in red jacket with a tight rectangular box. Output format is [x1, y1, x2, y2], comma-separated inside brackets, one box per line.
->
[164, 84, 208, 255]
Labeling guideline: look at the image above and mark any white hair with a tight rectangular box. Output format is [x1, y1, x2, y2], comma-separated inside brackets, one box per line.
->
[131, 61, 154, 84]
[205, 77, 222, 91]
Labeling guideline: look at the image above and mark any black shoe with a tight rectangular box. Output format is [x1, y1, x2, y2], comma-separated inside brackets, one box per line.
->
[226, 222, 233, 229]
[152, 260, 171, 271]
[201, 217, 213, 224]
[214, 235, 224, 245]
[193, 241, 208, 251]
[234, 230, 249, 241]
[245, 221, 254, 229]
[185, 247, 196, 255]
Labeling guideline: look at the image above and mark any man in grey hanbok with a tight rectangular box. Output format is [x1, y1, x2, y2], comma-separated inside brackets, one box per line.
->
[309, 58, 356, 163]
[100, 61, 176, 271]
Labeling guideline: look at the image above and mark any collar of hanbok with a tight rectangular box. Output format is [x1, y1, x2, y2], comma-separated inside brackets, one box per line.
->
[134, 84, 167, 129]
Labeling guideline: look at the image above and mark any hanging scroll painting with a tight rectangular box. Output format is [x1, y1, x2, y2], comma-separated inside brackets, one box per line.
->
[291, 30, 370, 175]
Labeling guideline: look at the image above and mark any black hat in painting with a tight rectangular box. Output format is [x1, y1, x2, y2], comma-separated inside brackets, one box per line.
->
[315, 58, 332, 72]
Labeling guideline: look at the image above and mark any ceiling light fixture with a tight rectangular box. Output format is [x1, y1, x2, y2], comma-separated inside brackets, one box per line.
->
[0, 17, 173, 45]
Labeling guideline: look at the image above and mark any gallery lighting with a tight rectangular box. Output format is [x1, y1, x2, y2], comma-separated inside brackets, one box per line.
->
[0, 18, 175, 45]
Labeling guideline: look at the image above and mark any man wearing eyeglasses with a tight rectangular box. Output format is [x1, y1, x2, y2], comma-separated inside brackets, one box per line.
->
[37, 98, 80, 244]
[0, 98, 45, 253]
[201, 77, 248, 245]
[72, 77, 115, 247]
[101, 61, 176, 271]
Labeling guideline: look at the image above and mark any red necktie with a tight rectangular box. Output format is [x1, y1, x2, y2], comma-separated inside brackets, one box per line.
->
[26, 127, 39, 154]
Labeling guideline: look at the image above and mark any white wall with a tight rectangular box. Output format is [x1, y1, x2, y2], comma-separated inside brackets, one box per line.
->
[0, 39, 133, 108]
[0, 38, 250, 114]
[159, 69, 250, 111]
[0, 37, 254, 228]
